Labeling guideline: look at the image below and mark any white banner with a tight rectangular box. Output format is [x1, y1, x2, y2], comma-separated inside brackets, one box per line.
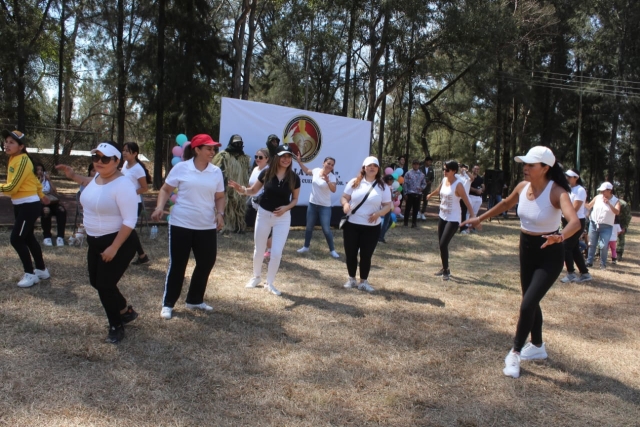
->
[220, 98, 372, 206]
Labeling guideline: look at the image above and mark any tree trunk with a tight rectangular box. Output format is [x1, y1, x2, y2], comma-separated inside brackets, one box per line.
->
[377, 45, 390, 159]
[241, 0, 258, 100]
[232, 0, 250, 99]
[342, 1, 358, 117]
[116, 0, 126, 145]
[54, 0, 65, 165]
[153, 0, 166, 189]
[494, 60, 503, 169]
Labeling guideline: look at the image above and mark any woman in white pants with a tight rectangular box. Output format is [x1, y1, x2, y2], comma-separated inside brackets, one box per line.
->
[229, 145, 300, 296]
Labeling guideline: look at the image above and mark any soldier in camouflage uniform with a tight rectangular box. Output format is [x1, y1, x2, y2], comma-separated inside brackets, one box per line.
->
[616, 198, 631, 260]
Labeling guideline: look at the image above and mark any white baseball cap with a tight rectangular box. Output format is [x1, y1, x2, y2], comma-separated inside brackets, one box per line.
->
[91, 142, 121, 159]
[362, 156, 379, 167]
[514, 146, 556, 166]
[597, 182, 613, 191]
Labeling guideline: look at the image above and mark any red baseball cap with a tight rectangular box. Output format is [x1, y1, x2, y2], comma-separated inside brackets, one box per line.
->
[190, 134, 220, 148]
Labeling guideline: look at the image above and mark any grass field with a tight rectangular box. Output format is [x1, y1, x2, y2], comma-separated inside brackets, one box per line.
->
[0, 219, 638, 426]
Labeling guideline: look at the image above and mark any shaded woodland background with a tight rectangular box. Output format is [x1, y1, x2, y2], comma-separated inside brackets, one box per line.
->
[1, 0, 640, 205]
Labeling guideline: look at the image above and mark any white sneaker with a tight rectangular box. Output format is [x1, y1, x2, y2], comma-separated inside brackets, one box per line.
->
[560, 273, 576, 283]
[520, 342, 548, 361]
[344, 277, 357, 288]
[17, 273, 39, 288]
[460, 229, 470, 235]
[56, 237, 65, 247]
[43, 238, 53, 247]
[186, 302, 213, 311]
[265, 283, 281, 296]
[297, 246, 310, 253]
[161, 306, 172, 319]
[245, 276, 262, 288]
[330, 250, 340, 258]
[503, 350, 521, 378]
[358, 280, 375, 292]
[34, 268, 50, 280]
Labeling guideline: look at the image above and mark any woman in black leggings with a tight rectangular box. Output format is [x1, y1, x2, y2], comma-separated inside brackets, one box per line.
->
[463, 146, 580, 379]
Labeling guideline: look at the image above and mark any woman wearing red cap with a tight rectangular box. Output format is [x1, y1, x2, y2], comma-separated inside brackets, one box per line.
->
[463, 146, 580, 379]
[152, 134, 225, 320]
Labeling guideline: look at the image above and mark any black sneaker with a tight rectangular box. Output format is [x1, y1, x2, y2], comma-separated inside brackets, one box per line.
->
[132, 255, 150, 265]
[434, 268, 445, 277]
[442, 269, 451, 281]
[586, 262, 593, 268]
[612, 258, 617, 265]
[121, 305, 139, 324]
[105, 325, 125, 344]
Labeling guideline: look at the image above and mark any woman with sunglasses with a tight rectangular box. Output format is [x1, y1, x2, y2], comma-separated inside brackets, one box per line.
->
[229, 145, 300, 296]
[340, 156, 392, 292]
[462, 146, 580, 379]
[296, 154, 339, 258]
[56, 142, 140, 344]
[122, 142, 152, 265]
[426, 160, 476, 281]
[152, 134, 225, 320]
[1, 130, 51, 288]
[245, 148, 270, 228]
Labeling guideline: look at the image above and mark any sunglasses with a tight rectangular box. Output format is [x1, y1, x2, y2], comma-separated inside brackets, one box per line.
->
[255, 155, 265, 160]
[443, 168, 450, 172]
[91, 154, 116, 164]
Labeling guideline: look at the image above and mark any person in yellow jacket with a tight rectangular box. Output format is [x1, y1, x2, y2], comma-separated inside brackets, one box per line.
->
[1, 130, 51, 287]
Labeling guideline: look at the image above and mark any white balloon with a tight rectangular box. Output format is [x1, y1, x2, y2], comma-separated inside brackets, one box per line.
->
[391, 181, 400, 190]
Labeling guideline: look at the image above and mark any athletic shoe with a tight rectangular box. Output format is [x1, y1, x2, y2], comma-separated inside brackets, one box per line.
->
[560, 273, 576, 283]
[34, 268, 50, 280]
[297, 246, 310, 253]
[56, 237, 65, 247]
[503, 350, 521, 378]
[330, 250, 340, 258]
[599, 264, 606, 270]
[264, 250, 271, 259]
[378, 238, 386, 243]
[131, 255, 150, 265]
[186, 302, 213, 311]
[265, 283, 281, 296]
[460, 229, 470, 235]
[520, 342, 548, 361]
[245, 277, 262, 288]
[105, 325, 124, 344]
[344, 277, 357, 289]
[161, 307, 173, 320]
[120, 305, 139, 324]
[17, 273, 39, 288]
[586, 262, 593, 268]
[358, 280, 375, 292]
[43, 238, 53, 247]
[611, 258, 617, 265]
[576, 273, 592, 282]
[434, 268, 445, 277]
[442, 269, 451, 281]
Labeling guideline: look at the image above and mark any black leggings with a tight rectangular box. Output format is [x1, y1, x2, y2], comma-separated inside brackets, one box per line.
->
[41, 202, 67, 239]
[87, 231, 138, 327]
[562, 218, 588, 275]
[163, 225, 217, 308]
[437, 218, 459, 270]
[12, 201, 46, 274]
[514, 232, 564, 352]
[343, 222, 380, 280]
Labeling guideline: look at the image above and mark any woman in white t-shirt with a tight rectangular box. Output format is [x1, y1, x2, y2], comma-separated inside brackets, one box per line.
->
[245, 148, 270, 228]
[56, 141, 140, 344]
[585, 181, 621, 269]
[426, 160, 476, 281]
[152, 134, 225, 320]
[296, 155, 339, 258]
[122, 142, 151, 265]
[559, 169, 591, 283]
[339, 156, 392, 292]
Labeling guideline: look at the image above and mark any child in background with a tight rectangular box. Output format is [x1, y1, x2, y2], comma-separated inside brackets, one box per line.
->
[609, 223, 622, 265]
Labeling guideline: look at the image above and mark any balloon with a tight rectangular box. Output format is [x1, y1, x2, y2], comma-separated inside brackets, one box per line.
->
[171, 156, 181, 166]
[397, 185, 403, 192]
[395, 167, 404, 176]
[172, 188, 178, 194]
[397, 176, 404, 184]
[390, 213, 397, 222]
[176, 134, 188, 146]
[170, 194, 178, 203]
[393, 200, 400, 207]
[390, 222, 396, 229]
[166, 214, 171, 222]
[169, 205, 174, 212]
[391, 181, 400, 190]
[393, 207, 401, 215]
[397, 194, 402, 201]
[392, 172, 399, 180]
[172, 146, 184, 157]
[385, 167, 393, 175]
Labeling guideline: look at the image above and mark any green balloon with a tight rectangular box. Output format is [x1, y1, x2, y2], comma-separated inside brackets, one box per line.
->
[397, 185, 403, 192]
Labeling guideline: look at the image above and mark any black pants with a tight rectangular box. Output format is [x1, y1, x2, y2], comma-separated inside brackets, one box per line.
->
[562, 218, 588, 275]
[420, 187, 431, 213]
[245, 198, 257, 228]
[163, 225, 217, 308]
[437, 218, 459, 270]
[459, 200, 468, 232]
[514, 232, 564, 352]
[404, 193, 421, 225]
[133, 202, 146, 256]
[87, 231, 138, 327]
[343, 222, 380, 280]
[12, 201, 45, 274]
[41, 202, 67, 239]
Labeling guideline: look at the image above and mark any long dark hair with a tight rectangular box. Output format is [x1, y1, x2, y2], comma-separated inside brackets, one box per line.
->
[352, 165, 384, 190]
[545, 162, 571, 192]
[264, 154, 298, 192]
[123, 142, 151, 184]
[568, 167, 584, 186]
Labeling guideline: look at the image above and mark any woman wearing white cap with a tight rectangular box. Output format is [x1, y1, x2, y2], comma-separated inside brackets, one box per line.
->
[559, 168, 591, 283]
[584, 181, 620, 269]
[56, 141, 140, 344]
[339, 156, 392, 292]
[152, 134, 225, 320]
[229, 144, 301, 296]
[462, 146, 580, 379]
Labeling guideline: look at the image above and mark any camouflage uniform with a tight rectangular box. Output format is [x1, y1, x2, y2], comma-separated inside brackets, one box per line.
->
[616, 199, 631, 259]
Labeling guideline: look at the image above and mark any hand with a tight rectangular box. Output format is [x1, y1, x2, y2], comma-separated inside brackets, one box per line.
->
[541, 234, 563, 248]
[367, 212, 380, 223]
[55, 164, 75, 179]
[101, 245, 118, 262]
[151, 207, 164, 221]
[322, 173, 330, 183]
[273, 206, 288, 217]
[228, 180, 242, 193]
[41, 195, 51, 205]
[296, 153, 302, 163]
[342, 203, 351, 214]
[461, 216, 480, 229]
[216, 213, 224, 230]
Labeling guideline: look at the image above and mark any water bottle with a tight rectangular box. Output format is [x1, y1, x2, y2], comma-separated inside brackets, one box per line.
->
[150, 225, 158, 239]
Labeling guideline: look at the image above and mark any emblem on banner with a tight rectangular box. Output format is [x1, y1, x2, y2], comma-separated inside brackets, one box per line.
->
[283, 116, 322, 162]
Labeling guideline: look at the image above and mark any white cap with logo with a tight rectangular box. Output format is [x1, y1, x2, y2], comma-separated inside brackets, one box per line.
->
[514, 146, 555, 166]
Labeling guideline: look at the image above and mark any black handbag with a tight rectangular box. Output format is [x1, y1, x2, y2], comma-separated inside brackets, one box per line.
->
[339, 184, 376, 229]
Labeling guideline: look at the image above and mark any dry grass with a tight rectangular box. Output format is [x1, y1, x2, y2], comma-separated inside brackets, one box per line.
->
[1, 219, 639, 426]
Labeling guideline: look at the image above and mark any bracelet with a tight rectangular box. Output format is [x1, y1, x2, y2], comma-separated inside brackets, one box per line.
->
[241, 186, 247, 195]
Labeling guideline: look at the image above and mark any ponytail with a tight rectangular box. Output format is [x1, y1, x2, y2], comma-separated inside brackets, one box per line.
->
[547, 163, 570, 192]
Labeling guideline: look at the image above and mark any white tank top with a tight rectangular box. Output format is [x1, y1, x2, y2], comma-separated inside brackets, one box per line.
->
[517, 180, 561, 233]
[439, 178, 462, 222]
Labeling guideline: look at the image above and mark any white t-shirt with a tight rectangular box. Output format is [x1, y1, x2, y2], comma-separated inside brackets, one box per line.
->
[569, 185, 587, 219]
[248, 166, 268, 197]
[439, 178, 463, 222]
[589, 194, 619, 226]
[343, 178, 391, 226]
[455, 171, 472, 194]
[309, 168, 336, 207]
[165, 159, 225, 230]
[80, 175, 138, 237]
[610, 224, 621, 242]
[122, 161, 146, 191]
[41, 178, 52, 194]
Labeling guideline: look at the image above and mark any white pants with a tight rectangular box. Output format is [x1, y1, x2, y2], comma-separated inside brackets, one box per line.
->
[253, 207, 291, 285]
[468, 195, 483, 220]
